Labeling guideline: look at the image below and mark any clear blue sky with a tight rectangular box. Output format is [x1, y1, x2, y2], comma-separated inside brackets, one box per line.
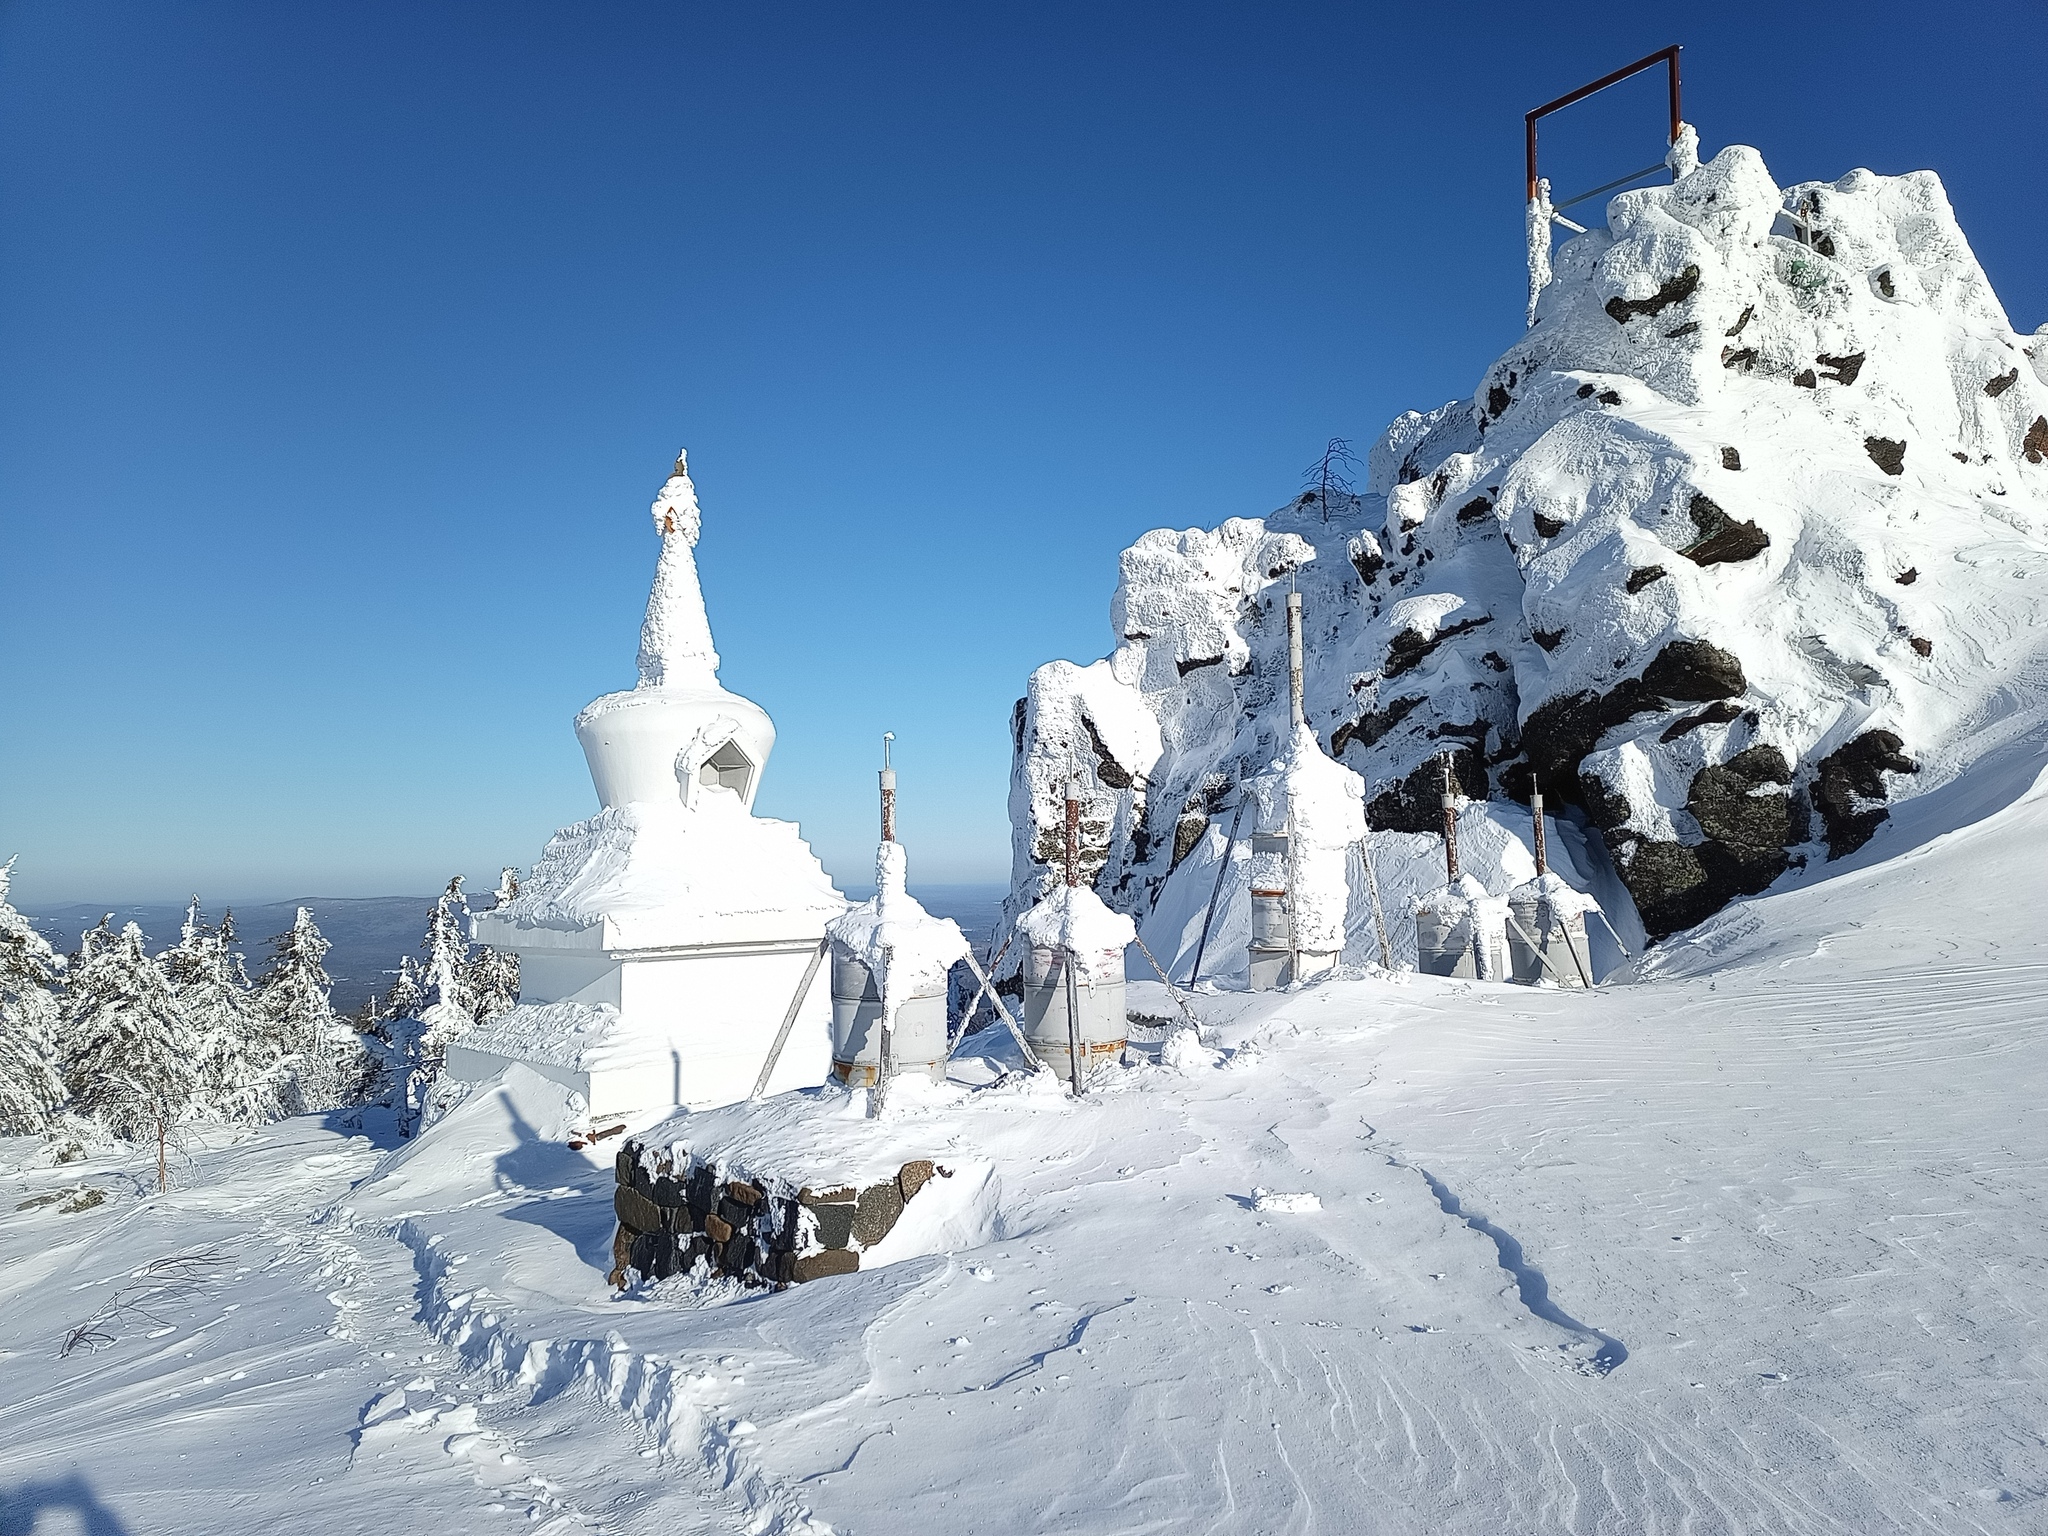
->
[3, 1, 2042, 904]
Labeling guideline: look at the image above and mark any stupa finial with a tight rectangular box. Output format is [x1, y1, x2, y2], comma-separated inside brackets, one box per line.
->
[636, 448, 719, 688]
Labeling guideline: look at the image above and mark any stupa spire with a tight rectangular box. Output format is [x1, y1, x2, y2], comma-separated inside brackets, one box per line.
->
[636, 449, 721, 689]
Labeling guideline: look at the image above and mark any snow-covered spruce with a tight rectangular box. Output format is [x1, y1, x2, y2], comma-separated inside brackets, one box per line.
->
[1009, 143, 2048, 941]
[0, 858, 65, 1134]
[61, 921, 203, 1189]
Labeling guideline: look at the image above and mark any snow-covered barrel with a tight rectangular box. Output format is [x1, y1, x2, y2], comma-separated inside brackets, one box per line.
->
[823, 840, 966, 1088]
[1504, 872, 1597, 988]
[827, 950, 949, 1086]
[1414, 875, 1506, 980]
[1243, 726, 1363, 991]
[1016, 884, 1135, 1082]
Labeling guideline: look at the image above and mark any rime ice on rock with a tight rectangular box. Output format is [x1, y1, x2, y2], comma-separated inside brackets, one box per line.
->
[456, 453, 846, 1119]
[1010, 141, 2048, 950]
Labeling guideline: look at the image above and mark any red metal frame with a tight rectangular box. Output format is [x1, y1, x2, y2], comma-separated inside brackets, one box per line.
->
[1525, 46, 1682, 203]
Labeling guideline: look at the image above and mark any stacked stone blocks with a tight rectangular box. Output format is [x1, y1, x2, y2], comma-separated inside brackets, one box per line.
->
[608, 1139, 947, 1289]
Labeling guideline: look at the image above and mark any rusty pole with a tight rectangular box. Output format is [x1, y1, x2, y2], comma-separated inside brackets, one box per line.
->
[879, 732, 896, 843]
[1064, 782, 1081, 888]
[1531, 778, 1548, 876]
[1525, 45, 1683, 201]
[1287, 590, 1305, 733]
[1440, 756, 1461, 883]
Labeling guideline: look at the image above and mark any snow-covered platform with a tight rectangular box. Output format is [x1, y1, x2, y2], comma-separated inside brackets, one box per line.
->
[609, 1086, 994, 1287]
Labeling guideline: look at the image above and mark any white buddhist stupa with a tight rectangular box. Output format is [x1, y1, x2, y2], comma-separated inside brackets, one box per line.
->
[452, 452, 847, 1120]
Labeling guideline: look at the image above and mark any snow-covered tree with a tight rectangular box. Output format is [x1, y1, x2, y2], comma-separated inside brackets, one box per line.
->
[463, 943, 519, 1024]
[63, 921, 202, 1190]
[160, 900, 282, 1126]
[380, 955, 427, 1026]
[255, 907, 362, 1115]
[421, 876, 476, 1023]
[0, 858, 66, 1134]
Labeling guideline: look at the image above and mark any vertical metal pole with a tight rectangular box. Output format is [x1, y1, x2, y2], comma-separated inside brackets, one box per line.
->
[1531, 780, 1548, 876]
[1359, 792, 1393, 971]
[1188, 796, 1244, 985]
[1667, 48, 1682, 150]
[1284, 806, 1300, 985]
[1287, 590, 1305, 733]
[879, 732, 896, 843]
[1440, 756, 1460, 883]
[1064, 785, 1080, 889]
[1062, 951, 1085, 1096]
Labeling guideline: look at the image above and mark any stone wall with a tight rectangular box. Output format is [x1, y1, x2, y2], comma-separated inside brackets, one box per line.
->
[608, 1140, 949, 1289]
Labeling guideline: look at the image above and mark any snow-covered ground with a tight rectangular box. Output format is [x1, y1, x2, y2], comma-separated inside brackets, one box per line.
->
[7, 735, 2047, 1533]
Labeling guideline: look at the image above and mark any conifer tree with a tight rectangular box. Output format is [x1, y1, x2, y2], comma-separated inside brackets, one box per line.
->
[0, 859, 66, 1134]
[462, 944, 520, 1024]
[64, 922, 201, 1190]
[421, 876, 476, 1024]
[161, 899, 281, 1126]
[256, 907, 359, 1115]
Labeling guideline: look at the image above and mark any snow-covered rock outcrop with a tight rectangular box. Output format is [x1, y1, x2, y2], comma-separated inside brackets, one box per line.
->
[1010, 143, 2048, 941]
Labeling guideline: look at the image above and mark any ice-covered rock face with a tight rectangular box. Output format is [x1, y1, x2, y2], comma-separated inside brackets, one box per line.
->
[1009, 144, 2048, 941]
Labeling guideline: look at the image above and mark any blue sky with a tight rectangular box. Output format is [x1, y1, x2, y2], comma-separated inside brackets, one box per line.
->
[2, 1, 2042, 903]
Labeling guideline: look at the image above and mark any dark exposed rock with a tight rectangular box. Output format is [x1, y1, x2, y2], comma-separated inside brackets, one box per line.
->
[1383, 615, 1491, 679]
[1604, 747, 1795, 936]
[852, 1181, 905, 1247]
[1331, 693, 1423, 758]
[1368, 747, 1486, 833]
[1986, 368, 2018, 398]
[1793, 369, 1818, 389]
[1533, 512, 1566, 539]
[1665, 321, 1700, 338]
[1875, 269, 1895, 298]
[1817, 352, 1864, 385]
[1605, 264, 1701, 324]
[1011, 697, 1028, 754]
[1576, 383, 1596, 398]
[1725, 304, 1755, 336]
[1626, 565, 1669, 594]
[1660, 700, 1744, 741]
[1814, 729, 1918, 859]
[1895, 566, 1918, 585]
[1487, 384, 1512, 418]
[1170, 811, 1208, 868]
[1176, 652, 1226, 677]
[809, 1200, 856, 1250]
[1721, 446, 1742, 470]
[1865, 437, 1907, 475]
[1723, 347, 1758, 370]
[1456, 495, 1494, 523]
[1597, 390, 1622, 405]
[2025, 417, 2048, 464]
[1909, 636, 1933, 657]
[792, 1249, 860, 1284]
[1643, 640, 1748, 700]
[898, 1160, 937, 1202]
[1679, 493, 1770, 565]
[1617, 841, 1716, 933]
[1082, 716, 1133, 789]
[1350, 542, 1384, 583]
[1532, 628, 1565, 651]
[1521, 639, 1747, 808]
